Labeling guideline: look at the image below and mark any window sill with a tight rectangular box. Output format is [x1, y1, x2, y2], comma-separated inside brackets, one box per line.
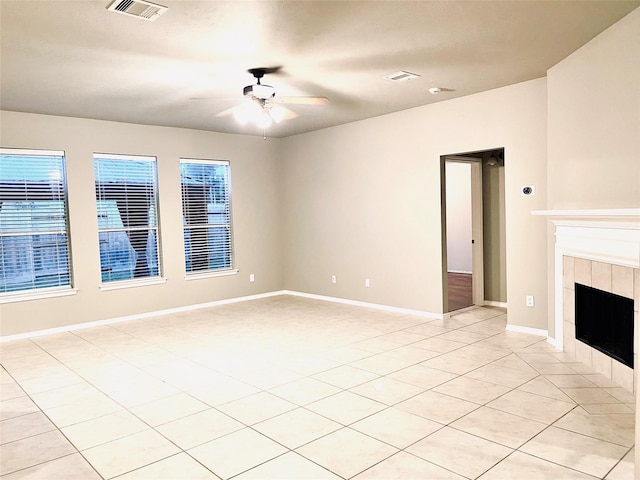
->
[0, 287, 78, 304]
[100, 277, 167, 291]
[185, 269, 239, 281]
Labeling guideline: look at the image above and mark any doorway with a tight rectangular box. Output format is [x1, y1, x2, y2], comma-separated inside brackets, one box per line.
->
[441, 149, 505, 313]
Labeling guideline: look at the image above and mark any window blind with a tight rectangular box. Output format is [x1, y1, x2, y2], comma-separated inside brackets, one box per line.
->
[180, 159, 233, 274]
[0, 149, 71, 294]
[94, 154, 161, 283]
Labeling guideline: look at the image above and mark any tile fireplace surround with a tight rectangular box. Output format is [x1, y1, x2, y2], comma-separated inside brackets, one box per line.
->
[562, 256, 638, 392]
[533, 209, 640, 394]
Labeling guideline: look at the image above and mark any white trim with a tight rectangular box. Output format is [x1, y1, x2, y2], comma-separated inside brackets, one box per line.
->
[554, 224, 640, 269]
[505, 324, 548, 337]
[532, 208, 640, 218]
[533, 208, 640, 355]
[99, 277, 167, 291]
[554, 243, 565, 350]
[180, 158, 229, 166]
[547, 336, 562, 349]
[0, 290, 285, 343]
[532, 209, 640, 233]
[282, 290, 444, 319]
[0, 148, 64, 157]
[185, 269, 239, 281]
[470, 160, 485, 308]
[484, 300, 507, 308]
[94, 153, 156, 162]
[447, 270, 472, 275]
[0, 287, 78, 304]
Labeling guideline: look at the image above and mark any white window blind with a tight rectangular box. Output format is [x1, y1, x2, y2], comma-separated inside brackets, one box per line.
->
[180, 159, 233, 274]
[0, 149, 72, 294]
[94, 154, 161, 283]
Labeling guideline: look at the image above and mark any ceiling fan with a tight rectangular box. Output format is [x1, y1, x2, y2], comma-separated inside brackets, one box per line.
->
[217, 67, 329, 129]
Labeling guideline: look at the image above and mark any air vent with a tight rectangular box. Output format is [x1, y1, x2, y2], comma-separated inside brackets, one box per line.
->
[384, 71, 420, 82]
[106, 0, 167, 21]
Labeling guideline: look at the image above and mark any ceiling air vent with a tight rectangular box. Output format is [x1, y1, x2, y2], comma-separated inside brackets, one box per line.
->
[384, 71, 420, 82]
[106, 0, 167, 21]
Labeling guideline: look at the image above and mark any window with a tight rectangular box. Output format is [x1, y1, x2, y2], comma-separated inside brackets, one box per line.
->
[180, 159, 233, 275]
[0, 149, 72, 294]
[94, 154, 161, 283]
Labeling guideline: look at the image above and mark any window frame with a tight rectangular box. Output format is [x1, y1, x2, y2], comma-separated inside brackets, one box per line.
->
[0, 148, 77, 303]
[93, 153, 165, 289]
[180, 158, 237, 279]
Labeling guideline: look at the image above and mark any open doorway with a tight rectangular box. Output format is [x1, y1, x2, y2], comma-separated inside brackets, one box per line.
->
[441, 148, 505, 313]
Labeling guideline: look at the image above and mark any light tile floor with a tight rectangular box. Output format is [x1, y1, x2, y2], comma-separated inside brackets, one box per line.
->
[0, 295, 635, 479]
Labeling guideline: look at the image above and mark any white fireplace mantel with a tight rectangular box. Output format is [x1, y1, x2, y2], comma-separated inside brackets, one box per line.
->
[532, 209, 640, 349]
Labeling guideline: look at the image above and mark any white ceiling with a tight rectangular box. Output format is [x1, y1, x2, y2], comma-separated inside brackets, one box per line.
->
[1, 1, 638, 138]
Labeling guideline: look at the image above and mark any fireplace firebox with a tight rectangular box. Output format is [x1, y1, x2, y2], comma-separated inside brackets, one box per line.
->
[575, 283, 634, 368]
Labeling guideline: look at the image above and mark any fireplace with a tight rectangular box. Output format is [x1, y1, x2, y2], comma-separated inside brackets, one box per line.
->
[533, 209, 640, 393]
[575, 283, 634, 368]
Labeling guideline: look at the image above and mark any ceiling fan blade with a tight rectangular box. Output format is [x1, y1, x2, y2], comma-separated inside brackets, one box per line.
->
[269, 105, 298, 120]
[215, 105, 239, 117]
[274, 96, 330, 105]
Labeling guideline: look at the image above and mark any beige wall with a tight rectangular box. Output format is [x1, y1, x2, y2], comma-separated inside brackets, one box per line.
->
[547, 8, 640, 210]
[0, 111, 283, 336]
[1, 78, 551, 335]
[281, 78, 548, 327]
[546, 8, 640, 338]
[543, 8, 640, 465]
[483, 161, 507, 303]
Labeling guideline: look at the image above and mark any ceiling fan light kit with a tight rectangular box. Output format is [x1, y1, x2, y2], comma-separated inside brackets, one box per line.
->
[233, 100, 262, 125]
[243, 84, 276, 100]
[232, 99, 288, 128]
[221, 67, 329, 133]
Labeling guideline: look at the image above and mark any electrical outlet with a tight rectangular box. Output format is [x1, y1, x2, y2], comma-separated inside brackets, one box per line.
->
[526, 295, 534, 307]
[249, 273, 255, 282]
[331, 275, 337, 284]
[365, 278, 370, 288]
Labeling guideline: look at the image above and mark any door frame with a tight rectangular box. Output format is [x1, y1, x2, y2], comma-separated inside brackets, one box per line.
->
[441, 155, 485, 312]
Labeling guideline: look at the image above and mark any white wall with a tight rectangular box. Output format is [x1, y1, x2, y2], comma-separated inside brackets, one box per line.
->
[0, 111, 283, 336]
[446, 162, 472, 273]
[282, 78, 548, 327]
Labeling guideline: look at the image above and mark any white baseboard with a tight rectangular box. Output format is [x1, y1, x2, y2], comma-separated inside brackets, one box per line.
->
[0, 290, 286, 343]
[483, 300, 507, 308]
[546, 336, 562, 350]
[505, 324, 548, 337]
[447, 270, 472, 275]
[282, 290, 443, 319]
[1, 290, 445, 342]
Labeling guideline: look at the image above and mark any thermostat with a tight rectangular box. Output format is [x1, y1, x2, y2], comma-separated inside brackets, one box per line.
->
[521, 185, 535, 196]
